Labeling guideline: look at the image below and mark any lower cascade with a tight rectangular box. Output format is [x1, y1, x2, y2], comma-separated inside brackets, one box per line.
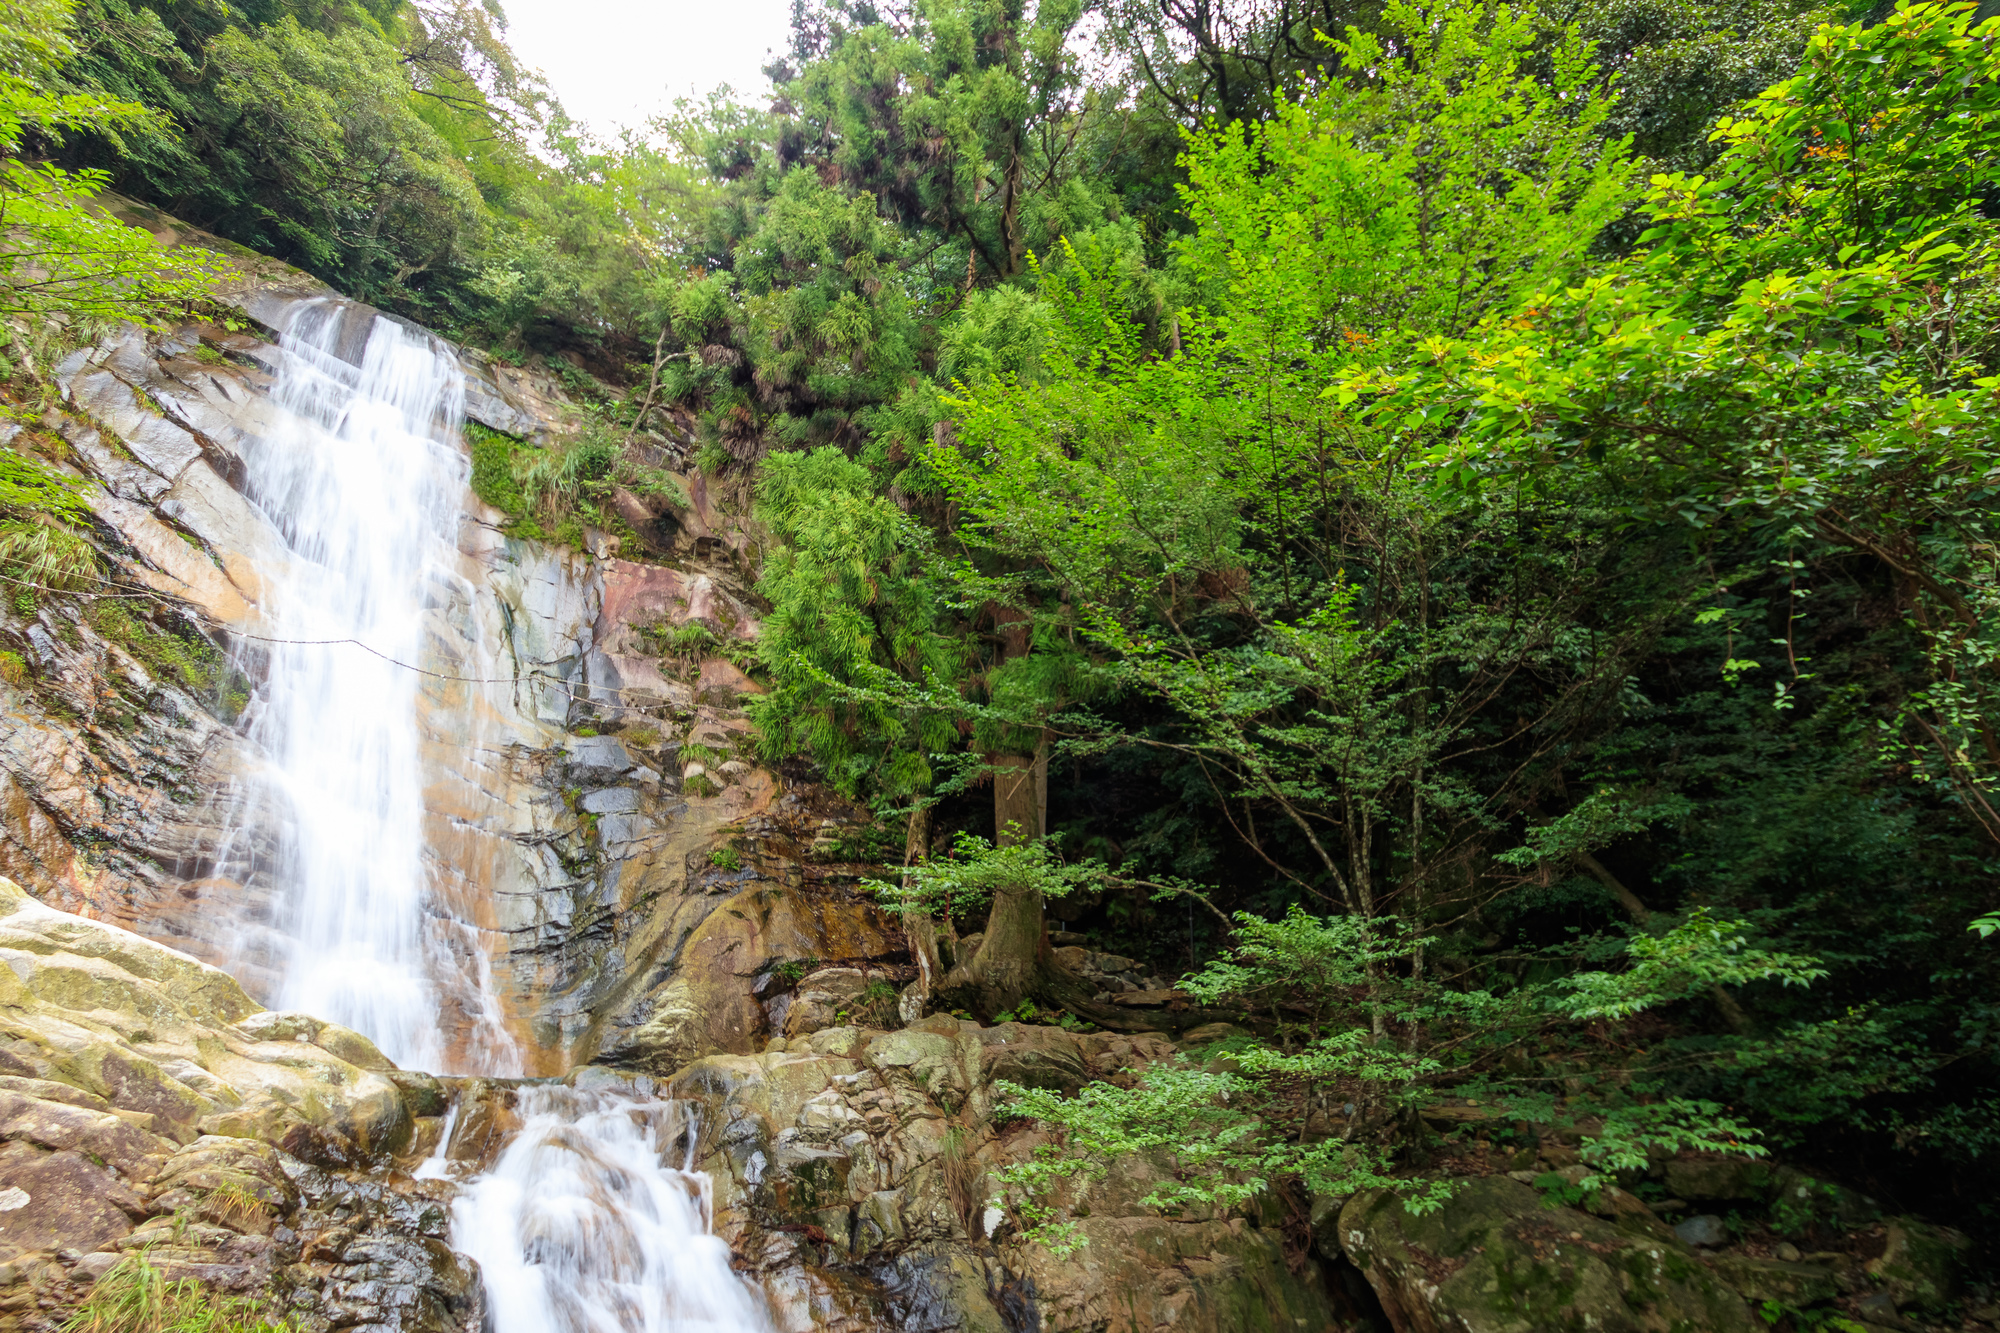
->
[449, 1086, 774, 1333]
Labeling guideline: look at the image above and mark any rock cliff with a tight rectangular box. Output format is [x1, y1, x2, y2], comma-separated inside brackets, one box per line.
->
[0, 200, 903, 1082]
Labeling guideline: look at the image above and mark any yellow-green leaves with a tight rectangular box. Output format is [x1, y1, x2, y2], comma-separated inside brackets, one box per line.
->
[0, 0, 215, 319]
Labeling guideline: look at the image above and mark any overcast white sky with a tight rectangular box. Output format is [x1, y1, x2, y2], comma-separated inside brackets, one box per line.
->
[499, 0, 795, 138]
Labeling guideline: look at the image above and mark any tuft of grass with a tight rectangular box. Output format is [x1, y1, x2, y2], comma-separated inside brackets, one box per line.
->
[678, 741, 722, 769]
[196, 1180, 268, 1229]
[0, 649, 26, 685]
[0, 518, 98, 594]
[709, 846, 742, 871]
[517, 430, 618, 514]
[63, 1253, 293, 1333]
[695, 439, 729, 476]
[939, 1126, 982, 1236]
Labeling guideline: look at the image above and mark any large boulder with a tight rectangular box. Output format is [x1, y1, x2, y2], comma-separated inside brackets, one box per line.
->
[579, 875, 902, 1074]
[781, 967, 897, 1038]
[0, 1142, 144, 1260]
[1339, 1176, 1757, 1333]
[668, 1016, 1334, 1333]
[977, 1022, 1089, 1095]
[0, 876, 427, 1265]
[1008, 1214, 1342, 1333]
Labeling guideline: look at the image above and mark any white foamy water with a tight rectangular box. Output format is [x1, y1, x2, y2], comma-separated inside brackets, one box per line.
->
[225, 302, 761, 1328]
[227, 300, 514, 1073]
[451, 1085, 774, 1333]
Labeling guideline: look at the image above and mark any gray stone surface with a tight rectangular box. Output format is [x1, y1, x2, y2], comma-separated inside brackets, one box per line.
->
[1675, 1213, 1730, 1247]
[580, 786, 641, 815]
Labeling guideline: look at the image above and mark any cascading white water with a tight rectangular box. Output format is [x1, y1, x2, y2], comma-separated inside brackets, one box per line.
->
[230, 301, 766, 1330]
[229, 300, 515, 1073]
[450, 1085, 774, 1333]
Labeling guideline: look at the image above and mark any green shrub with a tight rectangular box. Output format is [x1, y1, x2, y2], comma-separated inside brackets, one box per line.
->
[772, 957, 819, 985]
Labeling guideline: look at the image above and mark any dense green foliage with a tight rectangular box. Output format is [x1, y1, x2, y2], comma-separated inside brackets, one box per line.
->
[1, 0, 214, 320]
[758, 0, 2000, 1243]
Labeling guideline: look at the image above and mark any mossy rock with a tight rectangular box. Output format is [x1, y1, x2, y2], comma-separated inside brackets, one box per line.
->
[1339, 1176, 1756, 1333]
[1709, 1253, 1839, 1308]
[1866, 1216, 1970, 1312]
[1662, 1156, 1780, 1203]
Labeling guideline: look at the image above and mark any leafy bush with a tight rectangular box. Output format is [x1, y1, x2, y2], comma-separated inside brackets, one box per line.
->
[997, 910, 1820, 1245]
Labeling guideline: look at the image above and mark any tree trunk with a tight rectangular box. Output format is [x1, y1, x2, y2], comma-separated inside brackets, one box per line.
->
[1578, 851, 1755, 1036]
[968, 752, 1045, 1014]
[938, 751, 1047, 1017]
[939, 603, 1051, 1017]
[998, 136, 1026, 279]
[898, 803, 940, 1025]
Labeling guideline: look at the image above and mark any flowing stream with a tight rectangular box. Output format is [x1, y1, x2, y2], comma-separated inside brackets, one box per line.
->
[231, 302, 771, 1332]
[451, 1086, 774, 1333]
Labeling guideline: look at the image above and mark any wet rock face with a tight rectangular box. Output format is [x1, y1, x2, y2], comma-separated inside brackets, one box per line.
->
[2, 292, 795, 1074]
[555, 789, 909, 1078]
[0, 210, 884, 1079]
[280, 1165, 482, 1333]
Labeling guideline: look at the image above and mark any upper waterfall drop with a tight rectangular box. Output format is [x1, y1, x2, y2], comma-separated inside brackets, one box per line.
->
[226, 300, 519, 1075]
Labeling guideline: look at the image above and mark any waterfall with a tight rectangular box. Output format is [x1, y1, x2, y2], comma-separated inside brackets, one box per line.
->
[224, 302, 765, 1331]
[227, 300, 516, 1074]
[450, 1084, 774, 1333]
